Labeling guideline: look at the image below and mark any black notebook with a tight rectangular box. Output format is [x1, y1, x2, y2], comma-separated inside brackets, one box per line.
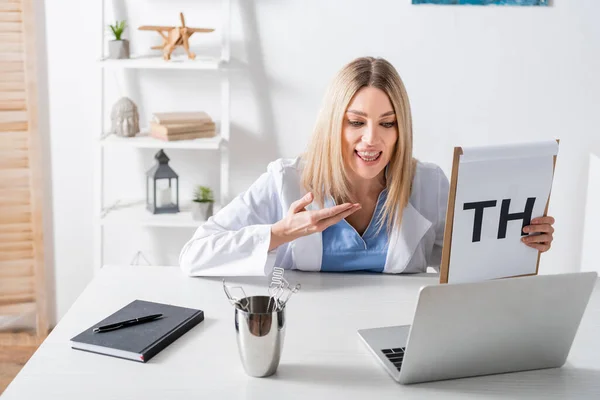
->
[70, 300, 204, 363]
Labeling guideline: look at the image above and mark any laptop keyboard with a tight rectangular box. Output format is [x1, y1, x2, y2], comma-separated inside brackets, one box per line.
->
[381, 347, 405, 371]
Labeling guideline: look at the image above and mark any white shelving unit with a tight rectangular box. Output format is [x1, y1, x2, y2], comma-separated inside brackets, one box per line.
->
[94, 0, 231, 272]
[99, 200, 223, 228]
[100, 131, 224, 150]
[99, 55, 223, 70]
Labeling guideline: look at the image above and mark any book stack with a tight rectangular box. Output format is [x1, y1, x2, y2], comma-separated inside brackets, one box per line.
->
[150, 111, 216, 141]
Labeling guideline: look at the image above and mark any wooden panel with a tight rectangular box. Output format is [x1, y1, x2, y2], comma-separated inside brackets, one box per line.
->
[0, 231, 32, 243]
[0, 240, 32, 252]
[0, 167, 31, 197]
[0, 91, 26, 110]
[0, 260, 34, 277]
[0, 3, 22, 12]
[0, 120, 27, 130]
[0, 276, 34, 295]
[0, 188, 30, 204]
[0, 100, 25, 112]
[21, 0, 49, 336]
[0, 149, 29, 168]
[0, 223, 31, 234]
[0, 11, 20, 22]
[0, 110, 26, 123]
[0, 81, 25, 91]
[2, 203, 33, 218]
[0, 302, 36, 316]
[0, 52, 24, 62]
[0, 32, 22, 43]
[0, 61, 23, 72]
[0, 71, 24, 81]
[1, 3, 29, 293]
[0, 91, 24, 101]
[0, 181, 30, 192]
[0, 131, 28, 149]
[0, 101, 26, 110]
[0, 101, 25, 111]
[0, 212, 30, 224]
[0, 249, 34, 262]
[0, 293, 34, 305]
[0, 192, 29, 205]
[0, 168, 29, 185]
[0, 0, 48, 337]
[0, 42, 22, 53]
[0, 22, 21, 32]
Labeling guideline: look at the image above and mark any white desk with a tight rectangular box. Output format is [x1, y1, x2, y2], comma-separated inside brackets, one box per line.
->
[4, 266, 600, 399]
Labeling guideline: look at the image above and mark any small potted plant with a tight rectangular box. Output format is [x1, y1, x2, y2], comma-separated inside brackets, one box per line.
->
[107, 20, 129, 59]
[191, 185, 214, 221]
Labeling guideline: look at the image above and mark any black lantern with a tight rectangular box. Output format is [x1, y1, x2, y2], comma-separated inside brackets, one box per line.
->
[146, 149, 179, 214]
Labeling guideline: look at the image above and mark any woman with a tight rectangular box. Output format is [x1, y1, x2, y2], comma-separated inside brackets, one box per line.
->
[179, 57, 555, 276]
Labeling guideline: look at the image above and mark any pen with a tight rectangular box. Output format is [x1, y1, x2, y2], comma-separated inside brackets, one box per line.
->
[93, 314, 163, 333]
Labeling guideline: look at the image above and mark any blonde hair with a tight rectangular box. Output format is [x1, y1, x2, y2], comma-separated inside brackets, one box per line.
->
[301, 56, 416, 234]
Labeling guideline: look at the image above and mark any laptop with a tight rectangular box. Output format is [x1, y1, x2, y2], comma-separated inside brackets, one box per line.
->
[358, 271, 597, 384]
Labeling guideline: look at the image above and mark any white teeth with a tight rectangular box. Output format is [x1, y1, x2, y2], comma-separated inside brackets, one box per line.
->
[357, 151, 379, 156]
[356, 151, 381, 162]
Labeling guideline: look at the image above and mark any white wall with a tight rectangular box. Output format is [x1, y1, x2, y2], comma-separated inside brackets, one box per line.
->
[43, 0, 98, 324]
[581, 153, 600, 274]
[43, 0, 600, 323]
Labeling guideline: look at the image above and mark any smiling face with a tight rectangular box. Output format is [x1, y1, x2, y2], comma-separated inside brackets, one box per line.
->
[342, 86, 398, 183]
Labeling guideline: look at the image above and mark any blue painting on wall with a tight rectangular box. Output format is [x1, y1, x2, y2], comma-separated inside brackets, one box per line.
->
[413, 0, 548, 5]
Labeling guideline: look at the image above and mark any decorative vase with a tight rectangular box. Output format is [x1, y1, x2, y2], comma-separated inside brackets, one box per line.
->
[108, 39, 130, 59]
[191, 202, 214, 221]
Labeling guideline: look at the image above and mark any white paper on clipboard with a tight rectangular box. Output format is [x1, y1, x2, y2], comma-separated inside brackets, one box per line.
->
[446, 140, 558, 284]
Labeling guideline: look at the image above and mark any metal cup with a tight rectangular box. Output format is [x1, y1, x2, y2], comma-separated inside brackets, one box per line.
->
[234, 295, 285, 377]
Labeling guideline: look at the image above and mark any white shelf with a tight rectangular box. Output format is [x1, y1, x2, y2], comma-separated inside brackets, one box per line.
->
[101, 133, 225, 150]
[99, 55, 224, 70]
[101, 201, 221, 228]
[95, 0, 232, 271]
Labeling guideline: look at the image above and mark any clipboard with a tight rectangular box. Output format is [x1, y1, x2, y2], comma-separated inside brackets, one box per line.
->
[439, 140, 559, 284]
